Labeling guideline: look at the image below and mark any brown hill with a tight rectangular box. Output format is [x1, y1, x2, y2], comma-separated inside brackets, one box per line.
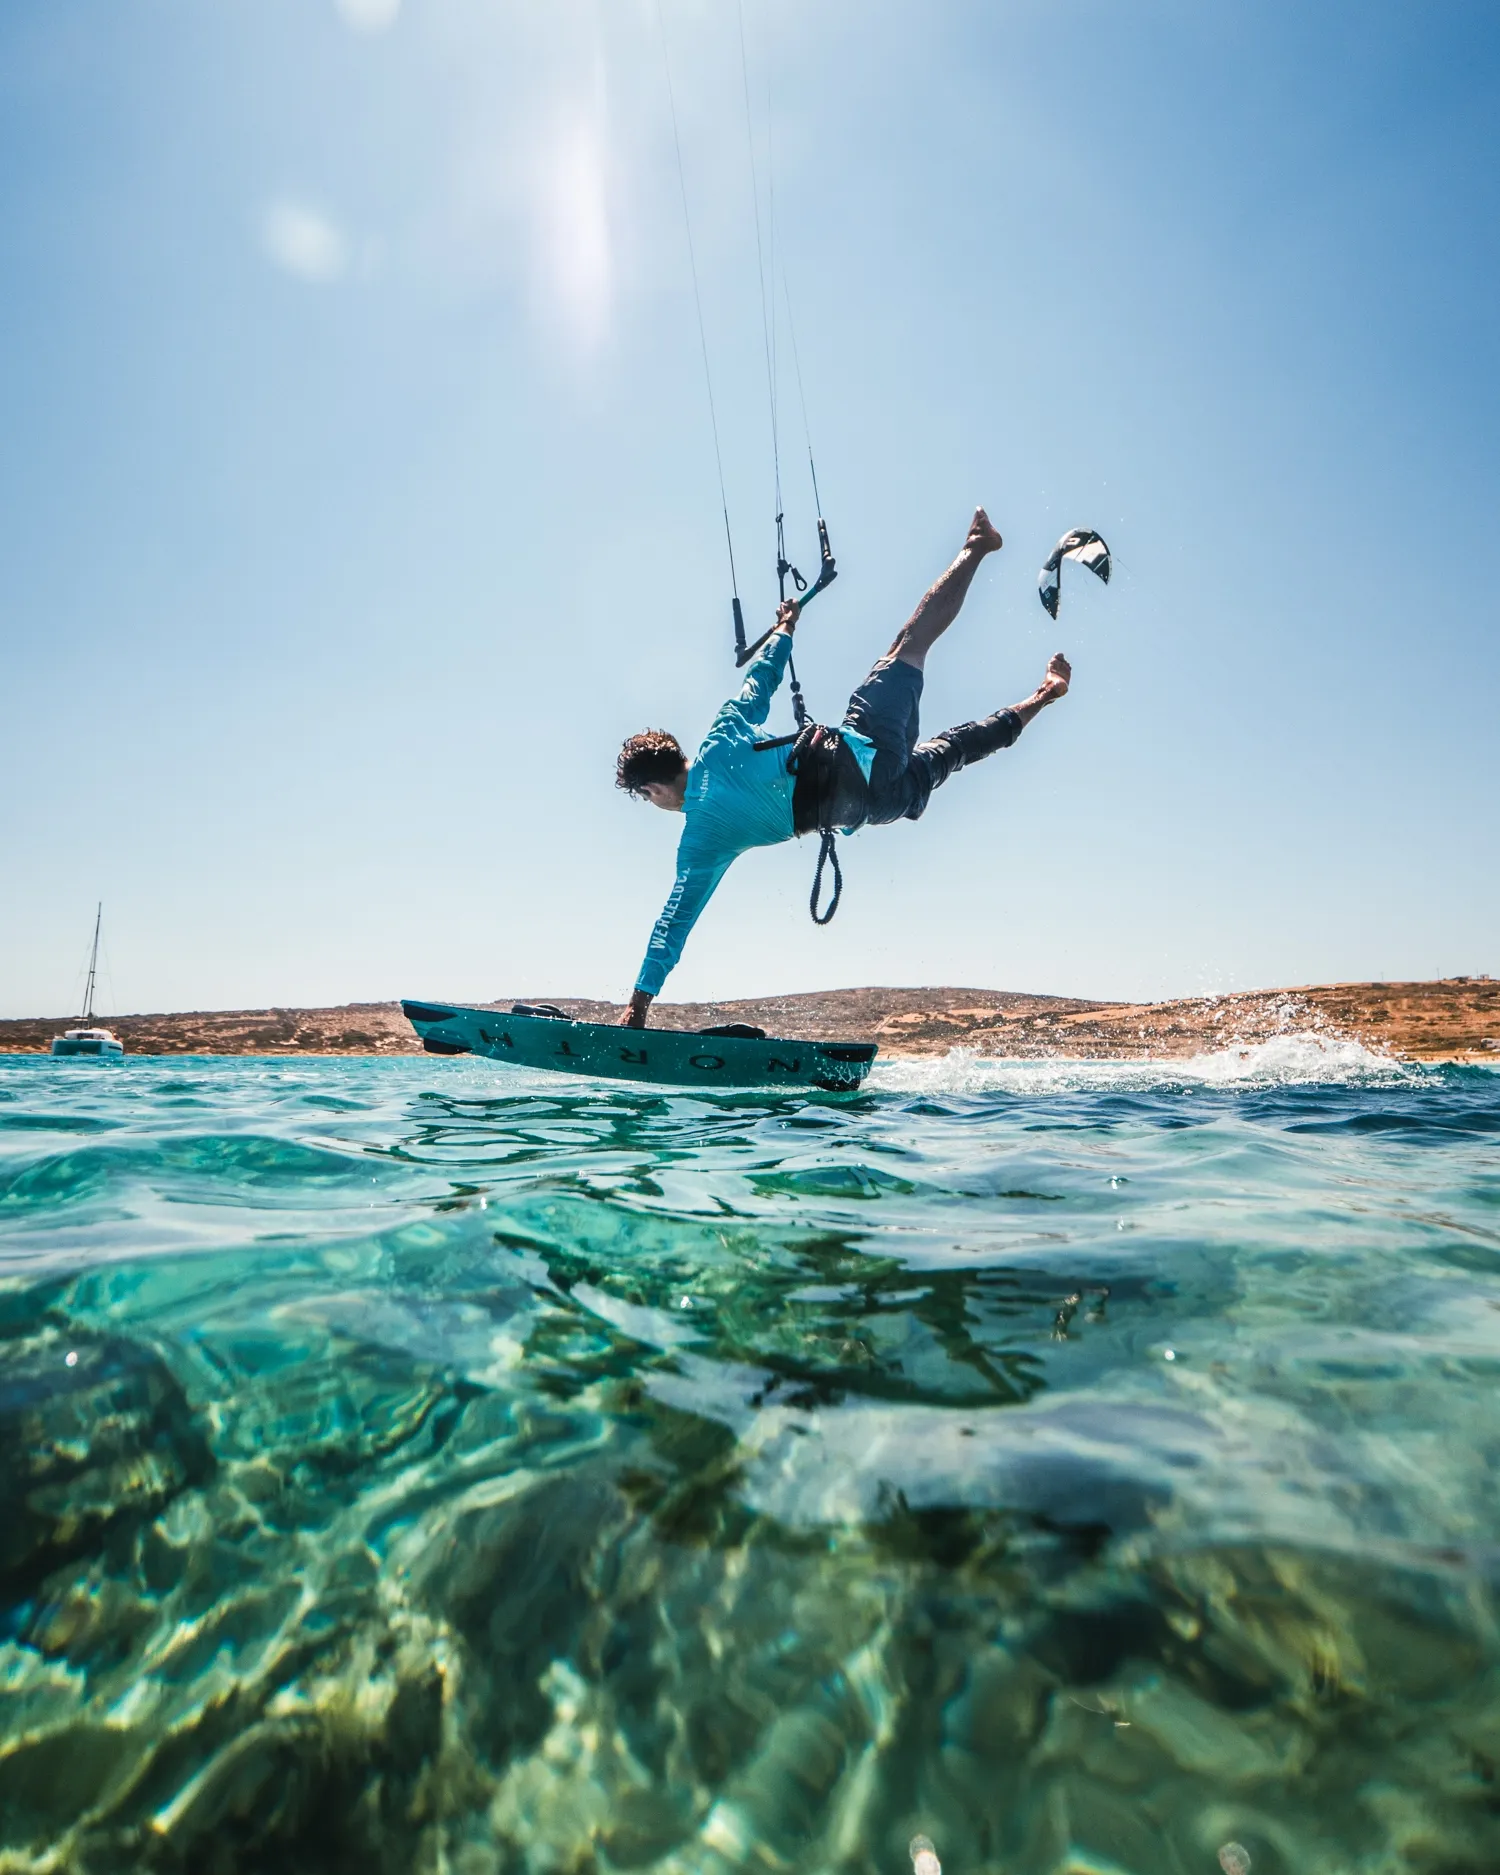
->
[1, 980, 1495, 1062]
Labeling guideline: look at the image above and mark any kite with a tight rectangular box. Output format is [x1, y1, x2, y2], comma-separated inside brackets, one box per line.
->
[1038, 528, 1111, 619]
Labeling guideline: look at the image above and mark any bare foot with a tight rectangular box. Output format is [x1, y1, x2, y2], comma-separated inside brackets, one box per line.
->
[965, 507, 1003, 555]
[1037, 651, 1071, 703]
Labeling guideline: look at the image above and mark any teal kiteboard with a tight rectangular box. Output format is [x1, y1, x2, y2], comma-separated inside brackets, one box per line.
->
[402, 1000, 877, 1092]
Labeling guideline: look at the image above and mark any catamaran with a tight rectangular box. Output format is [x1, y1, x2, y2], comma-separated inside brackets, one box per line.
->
[51, 904, 124, 1058]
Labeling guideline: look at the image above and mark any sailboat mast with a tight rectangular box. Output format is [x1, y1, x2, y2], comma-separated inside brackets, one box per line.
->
[83, 902, 101, 1024]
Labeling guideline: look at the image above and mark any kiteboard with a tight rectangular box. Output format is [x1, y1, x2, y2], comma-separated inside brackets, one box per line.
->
[401, 1000, 877, 1093]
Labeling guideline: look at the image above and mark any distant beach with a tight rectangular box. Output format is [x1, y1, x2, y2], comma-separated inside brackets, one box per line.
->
[2, 978, 1494, 1062]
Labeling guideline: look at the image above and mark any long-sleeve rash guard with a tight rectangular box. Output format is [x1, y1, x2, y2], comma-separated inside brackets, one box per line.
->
[635, 630, 800, 997]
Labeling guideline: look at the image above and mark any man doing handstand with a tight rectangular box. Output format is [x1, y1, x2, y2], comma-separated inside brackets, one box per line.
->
[615, 508, 1070, 1027]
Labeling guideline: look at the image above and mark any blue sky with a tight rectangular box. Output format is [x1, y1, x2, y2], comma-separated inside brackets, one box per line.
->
[2, 0, 1496, 1019]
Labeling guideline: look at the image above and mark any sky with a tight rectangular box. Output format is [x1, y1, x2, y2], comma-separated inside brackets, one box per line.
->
[1, 0, 1497, 1019]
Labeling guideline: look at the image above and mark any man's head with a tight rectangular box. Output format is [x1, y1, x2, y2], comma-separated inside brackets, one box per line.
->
[616, 730, 688, 811]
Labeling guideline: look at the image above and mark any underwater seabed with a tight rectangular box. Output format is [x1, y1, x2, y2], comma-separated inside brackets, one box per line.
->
[1, 1043, 1499, 1873]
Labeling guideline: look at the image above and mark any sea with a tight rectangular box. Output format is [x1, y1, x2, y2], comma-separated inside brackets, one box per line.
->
[2, 1040, 1498, 1875]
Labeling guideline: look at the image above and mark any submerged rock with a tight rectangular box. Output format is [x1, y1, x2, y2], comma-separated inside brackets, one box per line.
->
[0, 1324, 213, 1607]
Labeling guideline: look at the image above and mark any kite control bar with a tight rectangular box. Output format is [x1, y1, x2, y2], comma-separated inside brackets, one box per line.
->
[733, 517, 837, 667]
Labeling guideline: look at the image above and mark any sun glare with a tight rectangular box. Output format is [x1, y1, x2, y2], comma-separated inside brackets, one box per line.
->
[333, 0, 401, 34]
[261, 200, 350, 284]
[534, 112, 614, 354]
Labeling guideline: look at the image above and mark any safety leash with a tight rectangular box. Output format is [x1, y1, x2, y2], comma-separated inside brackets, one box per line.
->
[809, 829, 842, 924]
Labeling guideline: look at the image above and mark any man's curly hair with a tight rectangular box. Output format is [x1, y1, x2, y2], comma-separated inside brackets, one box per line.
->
[616, 729, 687, 798]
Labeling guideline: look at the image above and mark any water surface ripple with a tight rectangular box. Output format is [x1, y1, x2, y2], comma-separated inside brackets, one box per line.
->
[2, 1045, 1498, 1874]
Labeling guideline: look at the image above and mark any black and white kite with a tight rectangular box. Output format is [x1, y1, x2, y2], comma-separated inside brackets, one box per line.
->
[1038, 528, 1111, 619]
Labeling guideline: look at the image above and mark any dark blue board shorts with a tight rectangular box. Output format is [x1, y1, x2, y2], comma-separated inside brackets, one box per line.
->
[841, 656, 940, 825]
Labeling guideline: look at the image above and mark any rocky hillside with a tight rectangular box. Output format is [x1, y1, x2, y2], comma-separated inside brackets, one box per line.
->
[2, 979, 1496, 1061]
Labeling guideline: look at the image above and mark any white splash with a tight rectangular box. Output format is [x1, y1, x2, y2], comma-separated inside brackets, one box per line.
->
[871, 1032, 1421, 1096]
[261, 200, 349, 284]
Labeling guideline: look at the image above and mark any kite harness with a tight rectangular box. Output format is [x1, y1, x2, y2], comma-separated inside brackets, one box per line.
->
[753, 718, 848, 924]
[791, 724, 847, 925]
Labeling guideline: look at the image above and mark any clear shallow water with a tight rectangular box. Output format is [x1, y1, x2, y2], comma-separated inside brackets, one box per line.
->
[1, 1043, 1498, 1875]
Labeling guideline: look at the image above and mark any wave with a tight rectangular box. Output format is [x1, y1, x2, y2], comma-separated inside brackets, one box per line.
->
[0, 1132, 381, 1218]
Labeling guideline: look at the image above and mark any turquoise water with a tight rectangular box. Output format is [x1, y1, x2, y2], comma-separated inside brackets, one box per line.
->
[2, 1043, 1499, 1874]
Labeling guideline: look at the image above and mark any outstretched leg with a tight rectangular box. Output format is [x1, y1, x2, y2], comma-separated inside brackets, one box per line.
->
[888, 507, 1003, 671]
[911, 652, 1072, 803]
[857, 652, 1072, 826]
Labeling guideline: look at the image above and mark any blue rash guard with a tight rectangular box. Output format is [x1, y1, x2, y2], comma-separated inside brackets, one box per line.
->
[635, 630, 875, 998]
[635, 630, 799, 998]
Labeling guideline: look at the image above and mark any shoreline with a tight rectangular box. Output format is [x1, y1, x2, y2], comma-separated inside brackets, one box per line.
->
[1, 979, 1495, 1063]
